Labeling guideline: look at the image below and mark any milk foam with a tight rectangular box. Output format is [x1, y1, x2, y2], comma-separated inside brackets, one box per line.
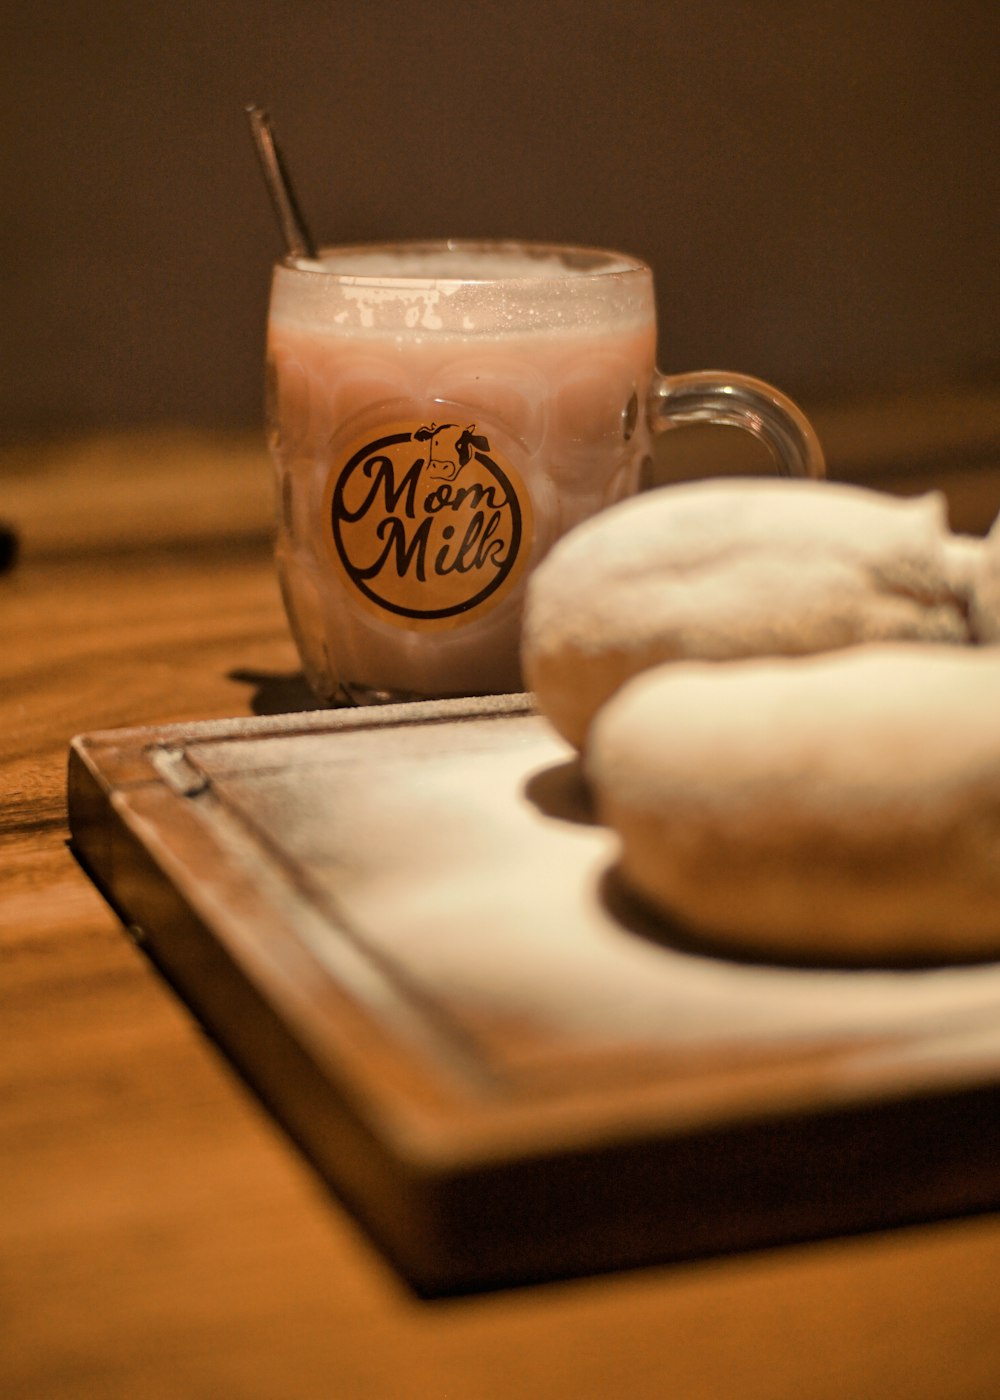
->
[293, 246, 642, 281]
[271, 244, 654, 339]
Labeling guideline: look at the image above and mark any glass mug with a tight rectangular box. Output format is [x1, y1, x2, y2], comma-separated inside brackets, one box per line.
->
[265, 241, 824, 704]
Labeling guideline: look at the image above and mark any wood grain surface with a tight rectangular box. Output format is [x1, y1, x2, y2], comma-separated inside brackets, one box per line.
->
[4, 411, 1000, 1398]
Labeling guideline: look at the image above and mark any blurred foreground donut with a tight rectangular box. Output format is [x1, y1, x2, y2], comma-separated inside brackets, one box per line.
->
[969, 509, 1000, 642]
[522, 479, 983, 748]
[586, 645, 1000, 963]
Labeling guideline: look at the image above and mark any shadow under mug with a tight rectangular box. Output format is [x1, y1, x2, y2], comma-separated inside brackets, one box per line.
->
[266, 241, 825, 704]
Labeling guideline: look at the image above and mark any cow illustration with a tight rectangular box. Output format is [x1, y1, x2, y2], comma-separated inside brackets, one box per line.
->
[414, 422, 490, 482]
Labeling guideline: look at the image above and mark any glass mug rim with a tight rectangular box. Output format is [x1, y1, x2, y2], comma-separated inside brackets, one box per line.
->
[274, 239, 651, 288]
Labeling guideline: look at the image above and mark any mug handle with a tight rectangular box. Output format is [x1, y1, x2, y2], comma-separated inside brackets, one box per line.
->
[649, 370, 825, 479]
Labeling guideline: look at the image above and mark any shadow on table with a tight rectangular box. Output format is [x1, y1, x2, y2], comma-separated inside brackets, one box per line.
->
[228, 667, 326, 716]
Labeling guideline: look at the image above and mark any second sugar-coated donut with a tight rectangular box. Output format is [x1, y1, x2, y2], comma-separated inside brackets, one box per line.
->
[586, 645, 1000, 963]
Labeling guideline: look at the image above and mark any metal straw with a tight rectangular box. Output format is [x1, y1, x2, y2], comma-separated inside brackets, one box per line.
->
[245, 105, 319, 261]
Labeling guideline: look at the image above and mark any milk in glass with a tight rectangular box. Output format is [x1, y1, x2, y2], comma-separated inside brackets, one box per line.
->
[266, 244, 657, 702]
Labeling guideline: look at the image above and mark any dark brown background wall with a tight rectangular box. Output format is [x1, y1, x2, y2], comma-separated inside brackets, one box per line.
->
[2, 0, 997, 435]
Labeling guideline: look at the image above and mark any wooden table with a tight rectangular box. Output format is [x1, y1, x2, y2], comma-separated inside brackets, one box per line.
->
[4, 407, 1000, 1399]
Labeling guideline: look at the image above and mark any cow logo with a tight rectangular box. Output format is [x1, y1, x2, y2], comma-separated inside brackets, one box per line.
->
[326, 420, 532, 626]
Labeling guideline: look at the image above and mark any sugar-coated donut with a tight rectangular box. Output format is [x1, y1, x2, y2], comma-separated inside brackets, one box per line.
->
[586, 645, 1000, 962]
[969, 510, 1000, 642]
[522, 479, 984, 749]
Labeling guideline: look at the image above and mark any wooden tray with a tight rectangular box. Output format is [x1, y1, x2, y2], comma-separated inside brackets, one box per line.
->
[68, 696, 1000, 1294]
